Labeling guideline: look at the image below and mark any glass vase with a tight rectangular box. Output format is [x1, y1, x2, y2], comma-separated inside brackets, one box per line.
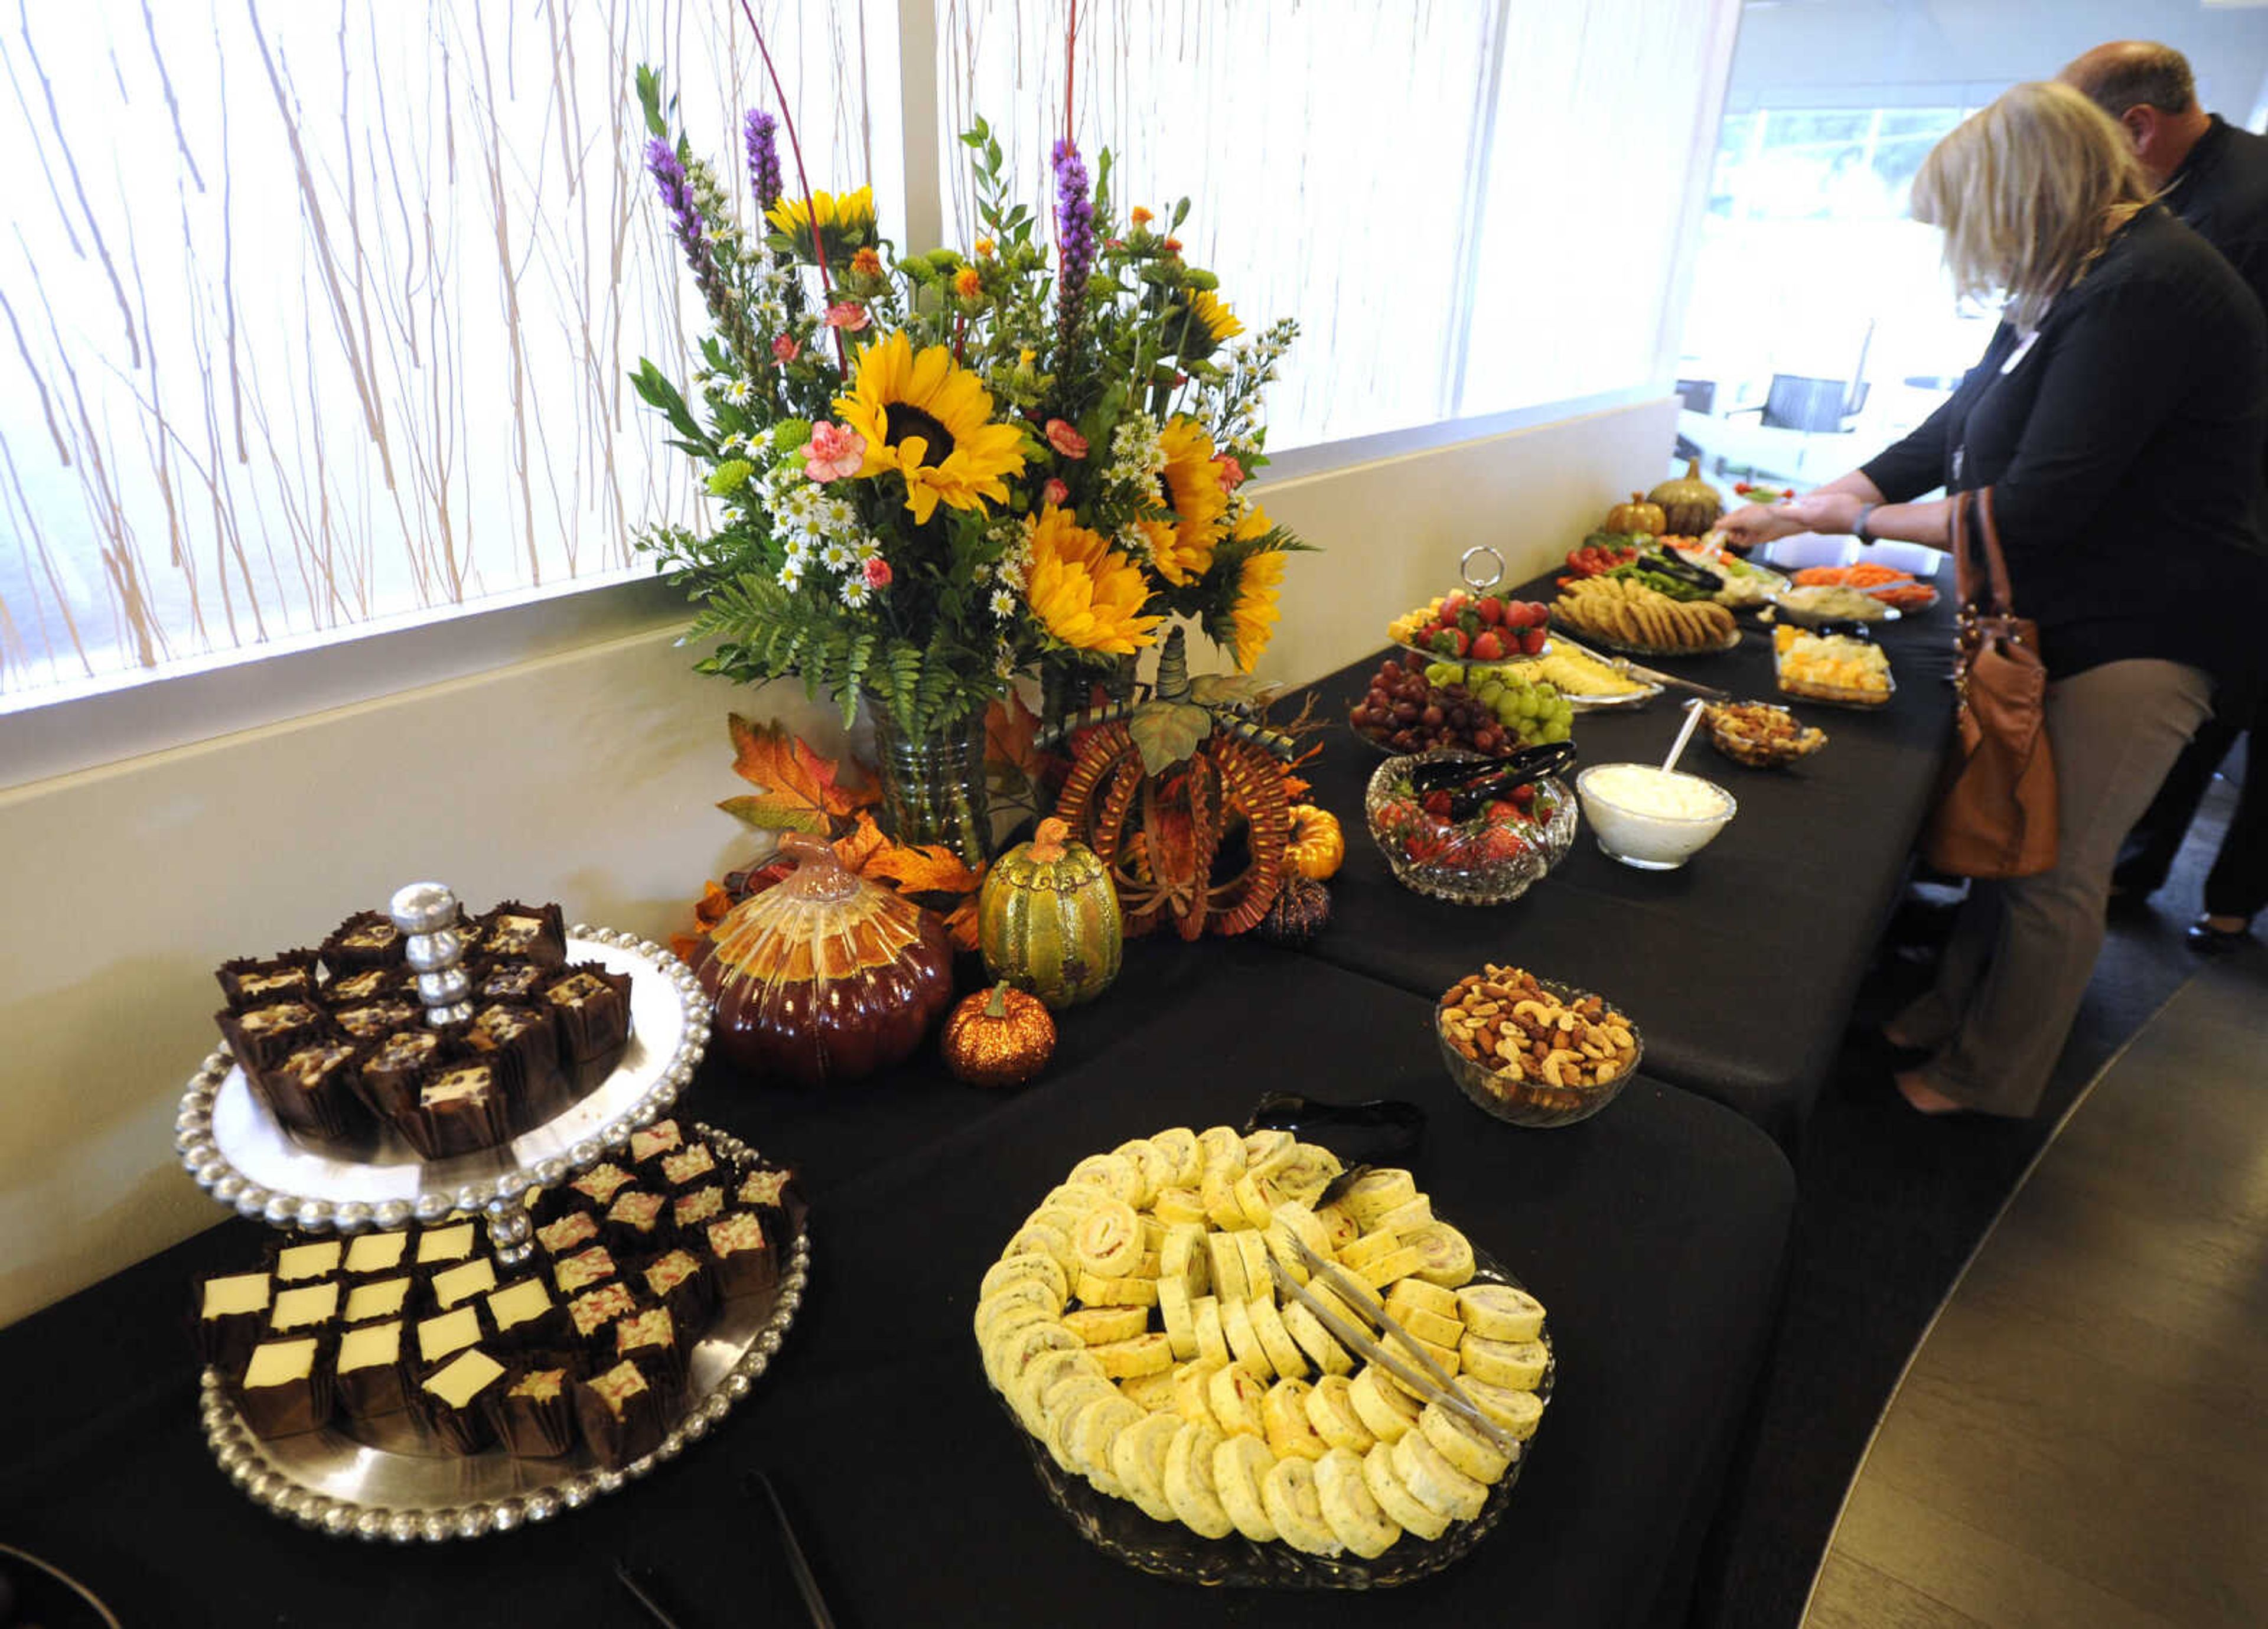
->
[1039, 653, 1140, 743]
[867, 694, 992, 865]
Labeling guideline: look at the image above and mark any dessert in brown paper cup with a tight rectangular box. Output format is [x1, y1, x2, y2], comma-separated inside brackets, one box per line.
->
[628, 1118, 686, 1168]
[397, 1055, 514, 1161]
[254, 1035, 374, 1149]
[465, 1002, 562, 1125]
[231, 1335, 333, 1439]
[477, 960, 548, 1002]
[416, 1346, 508, 1455]
[352, 1026, 447, 1124]
[487, 1353, 581, 1458]
[735, 1164, 810, 1241]
[565, 1281, 642, 1362]
[193, 1269, 272, 1371]
[703, 1209, 778, 1299]
[216, 1001, 328, 1075]
[556, 1160, 639, 1219]
[543, 963, 633, 1067]
[334, 1318, 411, 1421]
[216, 952, 319, 1011]
[575, 1358, 665, 1470]
[341, 1229, 413, 1280]
[672, 1184, 727, 1239]
[611, 1308, 688, 1408]
[340, 1274, 414, 1327]
[551, 1244, 619, 1298]
[485, 1275, 568, 1349]
[270, 1237, 344, 1285]
[479, 900, 569, 967]
[324, 965, 414, 1006]
[535, 1209, 603, 1263]
[321, 910, 408, 972]
[639, 1246, 716, 1331]
[602, 1188, 673, 1256]
[329, 998, 421, 1045]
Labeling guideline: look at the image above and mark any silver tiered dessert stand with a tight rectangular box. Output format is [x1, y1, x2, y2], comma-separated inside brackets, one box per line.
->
[174, 883, 810, 1543]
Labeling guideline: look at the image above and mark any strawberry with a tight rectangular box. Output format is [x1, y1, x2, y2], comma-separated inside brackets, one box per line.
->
[1429, 628, 1459, 655]
[1405, 832, 1448, 864]
[1421, 790, 1454, 819]
[1511, 783, 1535, 808]
[1469, 630, 1506, 663]
[1487, 799, 1517, 822]
[1520, 628, 1546, 655]
[1441, 591, 1468, 618]
[1477, 595, 1506, 626]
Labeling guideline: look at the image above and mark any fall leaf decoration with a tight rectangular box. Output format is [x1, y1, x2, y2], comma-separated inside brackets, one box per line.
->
[716, 713, 881, 834]
[676, 718, 990, 962]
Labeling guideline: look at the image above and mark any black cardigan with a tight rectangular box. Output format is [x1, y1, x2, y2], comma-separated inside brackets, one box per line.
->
[1862, 207, 2268, 685]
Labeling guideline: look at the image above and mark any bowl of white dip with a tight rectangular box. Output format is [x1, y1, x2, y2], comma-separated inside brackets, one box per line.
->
[1574, 763, 1736, 870]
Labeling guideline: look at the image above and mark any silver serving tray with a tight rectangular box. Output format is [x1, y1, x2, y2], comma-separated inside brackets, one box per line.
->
[993, 1223, 1552, 1588]
[1547, 608, 1744, 660]
[198, 1125, 808, 1543]
[174, 930, 711, 1233]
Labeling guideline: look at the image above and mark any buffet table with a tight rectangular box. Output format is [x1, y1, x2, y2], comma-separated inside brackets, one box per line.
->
[1293, 569, 1956, 1145]
[0, 944, 1794, 1629]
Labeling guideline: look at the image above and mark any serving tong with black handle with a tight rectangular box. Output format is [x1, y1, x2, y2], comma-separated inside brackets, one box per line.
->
[1405, 741, 1579, 820]
[1640, 549, 1723, 594]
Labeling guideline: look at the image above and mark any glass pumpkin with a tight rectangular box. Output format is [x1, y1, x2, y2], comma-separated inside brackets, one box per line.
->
[978, 817, 1123, 1009]
[690, 832, 954, 1087]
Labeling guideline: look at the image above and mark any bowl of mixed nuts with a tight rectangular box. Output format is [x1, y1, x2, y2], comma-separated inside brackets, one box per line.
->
[1436, 964, 1642, 1128]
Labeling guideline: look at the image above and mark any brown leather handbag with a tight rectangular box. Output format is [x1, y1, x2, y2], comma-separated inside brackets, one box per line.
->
[1923, 487, 2059, 878]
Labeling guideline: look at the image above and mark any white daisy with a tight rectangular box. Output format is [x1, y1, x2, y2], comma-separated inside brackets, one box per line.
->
[840, 577, 871, 609]
[989, 588, 1018, 619]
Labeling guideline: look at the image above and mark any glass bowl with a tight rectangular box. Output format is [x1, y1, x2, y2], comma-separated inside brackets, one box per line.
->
[1364, 752, 1578, 907]
[1702, 701, 1827, 770]
[1573, 764, 1736, 871]
[1436, 975, 1642, 1128]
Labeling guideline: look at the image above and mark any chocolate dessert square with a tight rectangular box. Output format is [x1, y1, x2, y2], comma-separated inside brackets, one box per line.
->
[253, 1038, 370, 1147]
[553, 1245, 618, 1297]
[322, 911, 406, 972]
[216, 1001, 326, 1074]
[342, 1275, 413, 1325]
[428, 1256, 498, 1312]
[331, 999, 420, 1041]
[234, 1336, 331, 1438]
[342, 1230, 410, 1278]
[535, 1211, 601, 1260]
[604, 1189, 671, 1253]
[269, 1279, 341, 1337]
[672, 1185, 726, 1235]
[415, 1221, 480, 1269]
[334, 1320, 410, 1419]
[195, 1270, 271, 1370]
[479, 962, 547, 1002]
[488, 1357, 578, 1458]
[704, 1210, 778, 1299]
[418, 1347, 507, 1455]
[542, 965, 633, 1067]
[325, 966, 410, 1005]
[355, 1026, 444, 1121]
[628, 1119, 684, 1166]
[564, 1162, 637, 1215]
[566, 1282, 640, 1356]
[273, 1240, 343, 1285]
[658, 1144, 719, 1191]
[612, 1306, 686, 1397]
[465, 1003, 561, 1125]
[485, 1276, 564, 1345]
[574, 1359, 664, 1470]
[735, 1165, 809, 1237]
[401, 1060, 511, 1160]
[478, 901, 568, 967]
[216, 953, 318, 1011]
[640, 1248, 715, 1331]
[415, 1304, 485, 1367]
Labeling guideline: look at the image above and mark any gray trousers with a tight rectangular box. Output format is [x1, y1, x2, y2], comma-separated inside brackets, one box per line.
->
[1894, 658, 2215, 1118]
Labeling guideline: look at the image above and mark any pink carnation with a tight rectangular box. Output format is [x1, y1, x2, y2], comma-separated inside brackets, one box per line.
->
[1044, 419, 1090, 459]
[1042, 478, 1070, 506]
[863, 556, 894, 589]
[1214, 455, 1246, 493]
[771, 334, 800, 364]
[824, 302, 871, 332]
[803, 421, 866, 483]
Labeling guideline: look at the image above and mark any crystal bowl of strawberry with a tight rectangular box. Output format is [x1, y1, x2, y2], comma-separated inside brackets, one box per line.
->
[1364, 751, 1579, 907]
[1385, 590, 1552, 664]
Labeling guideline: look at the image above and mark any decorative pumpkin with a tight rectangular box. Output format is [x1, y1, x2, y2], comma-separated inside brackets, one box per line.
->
[1048, 627, 1298, 941]
[1647, 458, 1724, 536]
[941, 982, 1057, 1088]
[690, 832, 954, 1087]
[979, 817, 1123, 1009]
[1255, 874, 1333, 946]
[1284, 805, 1345, 881]
[1604, 491, 1666, 537]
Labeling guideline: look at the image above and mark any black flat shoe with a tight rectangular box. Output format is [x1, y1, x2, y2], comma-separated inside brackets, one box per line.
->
[2185, 919, 2253, 954]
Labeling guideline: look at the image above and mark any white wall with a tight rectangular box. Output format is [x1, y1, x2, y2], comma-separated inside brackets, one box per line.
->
[0, 394, 1677, 1327]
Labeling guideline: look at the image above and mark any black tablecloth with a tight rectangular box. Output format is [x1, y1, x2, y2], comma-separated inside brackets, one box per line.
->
[0, 948, 1794, 1629]
[1288, 571, 1955, 1145]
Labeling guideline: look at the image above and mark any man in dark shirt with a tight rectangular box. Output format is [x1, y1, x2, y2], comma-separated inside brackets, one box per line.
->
[2064, 41, 2268, 950]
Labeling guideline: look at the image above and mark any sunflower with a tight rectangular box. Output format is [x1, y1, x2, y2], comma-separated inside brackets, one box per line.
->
[1139, 416, 1230, 587]
[1226, 506, 1285, 672]
[834, 332, 1029, 524]
[766, 185, 878, 262]
[1025, 505, 1164, 656]
[1185, 289, 1243, 344]
[1165, 288, 1244, 361]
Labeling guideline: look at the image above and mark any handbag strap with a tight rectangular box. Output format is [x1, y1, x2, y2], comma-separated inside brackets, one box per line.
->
[1950, 485, 2018, 617]
[1970, 486, 2017, 614]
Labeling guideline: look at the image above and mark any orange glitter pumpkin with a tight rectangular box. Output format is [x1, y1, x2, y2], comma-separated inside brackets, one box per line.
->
[941, 982, 1057, 1089]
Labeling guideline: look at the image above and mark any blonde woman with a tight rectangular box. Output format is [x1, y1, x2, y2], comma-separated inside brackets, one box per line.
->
[1723, 82, 2268, 1118]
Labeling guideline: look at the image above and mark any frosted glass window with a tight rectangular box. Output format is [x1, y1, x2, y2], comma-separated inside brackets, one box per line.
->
[0, 0, 888, 701]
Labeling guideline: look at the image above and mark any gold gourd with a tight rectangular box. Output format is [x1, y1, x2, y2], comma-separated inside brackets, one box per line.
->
[1647, 458, 1724, 536]
[1604, 492, 1666, 537]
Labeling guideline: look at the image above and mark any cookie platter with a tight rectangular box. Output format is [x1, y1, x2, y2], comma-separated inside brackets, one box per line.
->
[197, 1125, 809, 1545]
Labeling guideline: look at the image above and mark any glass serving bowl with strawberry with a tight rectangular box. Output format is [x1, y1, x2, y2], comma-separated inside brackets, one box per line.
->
[1384, 588, 1552, 663]
[1364, 742, 1581, 907]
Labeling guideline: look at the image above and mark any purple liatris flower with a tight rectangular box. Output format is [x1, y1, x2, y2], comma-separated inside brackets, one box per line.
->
[745, 110, 783, 211]
[1053, 139, 1096, 359]
[647, 135, 761, 374]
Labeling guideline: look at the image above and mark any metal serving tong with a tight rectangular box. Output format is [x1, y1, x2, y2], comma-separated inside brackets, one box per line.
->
[1268, 1235, 1520, 1461]
[1244, 1094, 1425, 1173]
[1405, 741, 1579, 822]
[1640, 548, 1724, 594]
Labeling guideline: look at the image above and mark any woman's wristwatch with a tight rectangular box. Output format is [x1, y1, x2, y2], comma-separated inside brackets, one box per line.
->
[1853, 503, 1878, 545]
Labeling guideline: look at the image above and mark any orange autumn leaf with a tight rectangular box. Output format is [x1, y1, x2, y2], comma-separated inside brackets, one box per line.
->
[941, 895, 983, 953]
[863, 840, 986, 899]
[669, 878, 737, 965]
[985, 691, 1047, 783]
[669, 931, 706, 965]
[1281, 773, 1312, 801]
[718, 714, 879, 833]
[831, 810, 893, 875]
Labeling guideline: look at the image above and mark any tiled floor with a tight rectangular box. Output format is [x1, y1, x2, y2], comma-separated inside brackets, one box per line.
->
[1804, 954, 2268, 1629]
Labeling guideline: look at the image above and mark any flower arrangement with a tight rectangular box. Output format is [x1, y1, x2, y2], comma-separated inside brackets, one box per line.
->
[628, 37, 1309, 754]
